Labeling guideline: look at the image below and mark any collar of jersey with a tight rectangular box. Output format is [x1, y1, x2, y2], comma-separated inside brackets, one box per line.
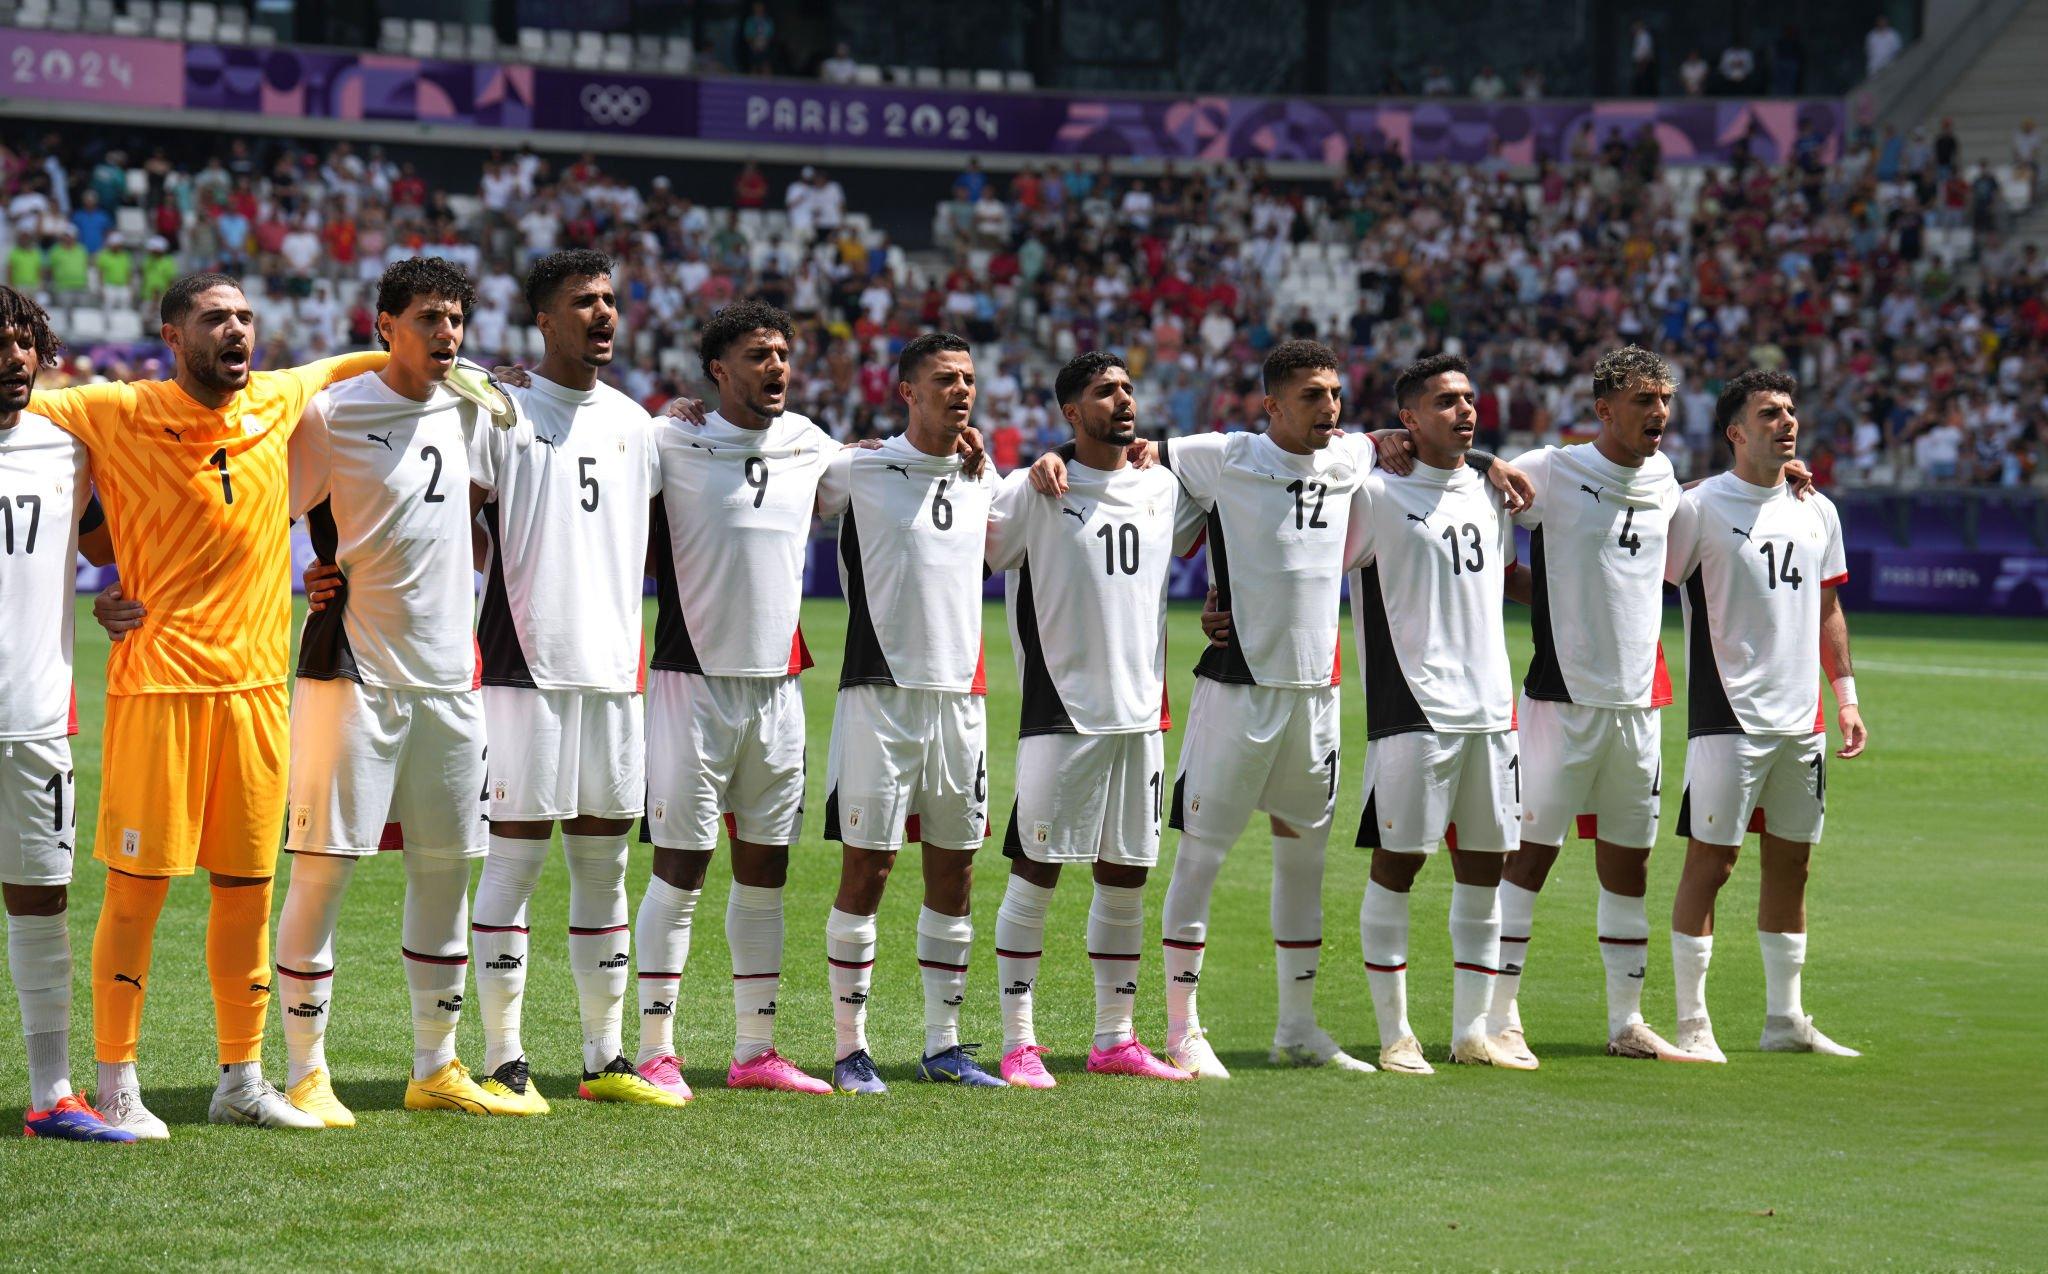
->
[1405, 458, 1472, 483]
[1721, 470, 1790, 498]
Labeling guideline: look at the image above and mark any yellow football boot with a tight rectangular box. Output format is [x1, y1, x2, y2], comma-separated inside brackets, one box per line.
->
[407, 1058, 539, 1115]
[477, 1057, 551, 1116]
[577, 1056, 689, 1108]
[287, 1068, 357, 1129]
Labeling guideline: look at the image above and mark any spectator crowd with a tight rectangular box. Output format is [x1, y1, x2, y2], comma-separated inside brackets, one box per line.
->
[2, 111, 2044, 491]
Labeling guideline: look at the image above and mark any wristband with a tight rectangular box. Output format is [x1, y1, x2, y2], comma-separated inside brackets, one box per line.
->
[1831, 675, 1857, 708]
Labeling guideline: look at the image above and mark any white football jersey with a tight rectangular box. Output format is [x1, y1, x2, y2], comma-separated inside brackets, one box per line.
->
[0, 413, 90, 740]
[650, 410, 841, 678]
[815, 434, 990, 694]
[1666, 472, 1846, 736]
[1508, 443, 1678, 709]
[985, 460, 1204, 735]
[1344, 460, 1516, 736]
[1163, 430, 1376, 689]
[290, 376, 483, 692]
[469, 373, 659, 693]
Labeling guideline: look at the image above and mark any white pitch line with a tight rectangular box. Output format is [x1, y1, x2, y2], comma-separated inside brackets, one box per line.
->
[1854, 659, 2048, 681]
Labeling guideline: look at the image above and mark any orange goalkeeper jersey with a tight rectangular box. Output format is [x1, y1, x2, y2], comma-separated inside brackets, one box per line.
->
[30, 353, 387, 694]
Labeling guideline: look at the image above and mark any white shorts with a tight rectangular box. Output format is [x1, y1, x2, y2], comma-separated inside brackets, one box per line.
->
[1356, 729, 1521, 855]
[0, 736, 76, 887]
[287, 679, 488, 858]
[645, 670, 805, 850]
[482, 685, 644, 823]
[824, 684, 988, 852]
[1679, 732, 1827, 848]
[1003, 730, 1164, 867]
[1517, 696, 1663, 850]
[1170, 679, 1340, 840]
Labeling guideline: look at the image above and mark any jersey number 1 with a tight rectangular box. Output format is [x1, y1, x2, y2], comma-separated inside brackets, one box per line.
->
[209, 448, 234, 505]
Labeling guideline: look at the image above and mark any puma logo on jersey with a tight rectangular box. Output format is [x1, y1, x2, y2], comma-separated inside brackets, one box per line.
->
[1405, 512, 1430, 525]
[113, 973, 143, 989]
[249, 982, 271, 995]
[644, 1000, 675, 1016]
[56, 842, 72, 855]
[162, 426, 186, 441]
[1061, 506, 1087, 522]
[285, 1001, 326, 1018]
[1580, 484, 1603, 502]
[884, 464, 911, 478]
[366, 431, 394, 450]
[1731, 526, 1753, 540]
[688, 441, 716, 455]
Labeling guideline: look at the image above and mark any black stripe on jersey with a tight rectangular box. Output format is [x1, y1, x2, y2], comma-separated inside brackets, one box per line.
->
[295, 499, 361, 684]
[836, 506, 897, 690]
[647, 494, 706, 675]
[1682, 567, 1743, 737]
[1352, 564, 1431, 739]
[823, 787, 843, 842]
[1167, 770, 1188, 832]
[1192, 507, 1256, 685]
[1000, 797, 1024, 861]
[1676, 785, 1692, 838]
[1013, 561, 1077, 736]
[477, 501, 538, 689]
[1355, 787, 1382, 848]
[1522, 526, 1572, 702]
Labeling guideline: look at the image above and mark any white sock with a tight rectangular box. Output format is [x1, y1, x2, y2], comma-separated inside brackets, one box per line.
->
[916, 907, 972, 1057]
[1448, 882, 1501, 1044]
[1161, 831, 1228, 1044]
[826, 907, 877, 1060]
[274, 853, 356, 1085]
[1759, 930, 1807, 1019]
[634, 876, 699, 1066]
[1596, 889, 1651, 1037]
[1492, 879, 1539, 1033]
[1087, 882, 1144, 1050]
[1672, 932, 1713, 1023]
[727, 882, 784, 1064]
[97, 1060, 138, 1101]
[218, 1059, 259, 1092]
[1271, 822, 1331, 1032]
[9, 910, 73, 1110]
[473, 835, 549, 1074]
[994, 875, 1052, 1054]
[402, 854, 472, 1081]
[564, 834, 630, 1074]
[1359, 882, 1412, 1049]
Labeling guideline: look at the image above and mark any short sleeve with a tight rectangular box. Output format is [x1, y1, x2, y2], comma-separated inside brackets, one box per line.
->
[70, 439, 92, 521]
[274, 352, 389, 432]
[643, 416, 663, 490]
[984, 470, 1033, 571]
[287, 392, 334, 520]
[1170, 483, 1207, 556]
[1160, 432, 1226, 508]
[1507, 447, 1549, 530]
[1339, 431, 1380, 475]
[1665, 489, 1701, 585]
[28, 382, 133, 452]
[1818, 496, 1848, 587]
[814, 447, 855, 518]
[468, 407, 503, 496]
[1497, 489, 1518, 568]
[1342, 475, 1378, 571]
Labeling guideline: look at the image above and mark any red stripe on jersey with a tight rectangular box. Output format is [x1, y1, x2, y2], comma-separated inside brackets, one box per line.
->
[1445, 822, 1458, 851]
[1821, 571, 1849, 589]
[379, 822, 404, 852]
[471, 636, 483, 691]
[1182, 526, 1208, 558]
[637, 633, 647, 694]
[1159, 682, 1173, 732]
[1749, 808, 1767, 834]
[1330, 636, 1343, 688]
[970, 644, 987, 696]
[1813, 687, 1827, 735]
[722, 811, 738, 840]
[787, 627, 814, 675]
[67, 687, 78, 737]
[1576, 813, 1599, 842]
[1650, 641, 1674, 708]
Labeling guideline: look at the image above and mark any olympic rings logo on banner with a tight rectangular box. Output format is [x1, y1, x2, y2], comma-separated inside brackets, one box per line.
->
[580, 84, 652, 126]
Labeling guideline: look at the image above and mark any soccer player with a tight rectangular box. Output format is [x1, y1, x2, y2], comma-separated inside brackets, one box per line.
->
[1664, 368, 1867, 1062]
[1486, 346, 1694, 1066]
[984, 351, 1204, 1088]
[639, 299, 841, 1096]
[812, 331, 1002, 1093]
[1346, 353, 1529, 1074]
[465, 249, 679, 1111]
[30, 273, 384, 1135]
[263, 257, 526, 1124]
[0, 287, 132, 1141]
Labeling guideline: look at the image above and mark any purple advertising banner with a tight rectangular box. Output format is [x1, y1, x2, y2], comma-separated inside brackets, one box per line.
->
[5, 29, 183, 108]
[1845, 548, 2048, 616]
[5, 26, 1841, 165]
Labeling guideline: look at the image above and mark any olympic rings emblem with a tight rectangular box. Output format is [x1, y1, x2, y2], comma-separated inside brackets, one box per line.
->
[580, 84, 652, 126]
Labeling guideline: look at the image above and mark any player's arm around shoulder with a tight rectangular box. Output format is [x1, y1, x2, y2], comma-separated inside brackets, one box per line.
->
[984, 467, 1036, 572]
[29, 381, 135, 450]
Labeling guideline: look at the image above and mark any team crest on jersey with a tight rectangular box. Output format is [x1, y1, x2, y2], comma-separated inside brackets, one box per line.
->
[121, 828, 140, 857]
[847, 805, 863, 830]
[1032, 822, 1051, 845]
[241, 414, 262, 435]
[1190, 795, 1202, 814]
[651, 799, 667, 822]
[291, 806, 310, 833]
[492, 780, 508, 803]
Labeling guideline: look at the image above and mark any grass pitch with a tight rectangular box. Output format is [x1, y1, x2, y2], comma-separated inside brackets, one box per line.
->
[0, 599, 2041, 1270]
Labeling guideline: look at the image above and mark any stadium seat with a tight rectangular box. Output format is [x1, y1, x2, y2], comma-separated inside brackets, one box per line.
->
[437, 22, 467, 57]
[47, 0, 81, 31]
[82, 0, 114, 33]
[944, 68, 974, 87]
[573, 31, 604, 69]
[633, 34, 663, 71]
[378, 16, 407, 52]
[105, 308, 143, 342]
[115, 207, 146, 235]
[407, 19, 437, 57]
[124, 169, 148, 202]
[886, 66, 912, 84]
[975, 68, 1004, 90]
[245, 22, 272, 43]
[853, 64, 884, 84]
[184, 0, 214, 37]
[913, 66, 943, 87]
[15, 0, 49, 29]
[465, 24, 497, 59]
[545, 29, 574, 65]
[1005, 69, 1036, 89]
[602, 33, 632, 70]
[215, 7, 243, 41]
[69, 307, 109, 342]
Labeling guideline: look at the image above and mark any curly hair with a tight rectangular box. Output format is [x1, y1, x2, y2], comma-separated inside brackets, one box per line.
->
[1054, 350, 1128, 407]
[0, 285, 62, 368]
[1591, 345, 1676, 400]
[1392, 351, 1469, 408]
[698, 298, 795, 380]
[376, 256, 476, 322]
[523, 248, 614, 315]
[1262, 339, 1339, 394]
[1715, 367, 1799, 434]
